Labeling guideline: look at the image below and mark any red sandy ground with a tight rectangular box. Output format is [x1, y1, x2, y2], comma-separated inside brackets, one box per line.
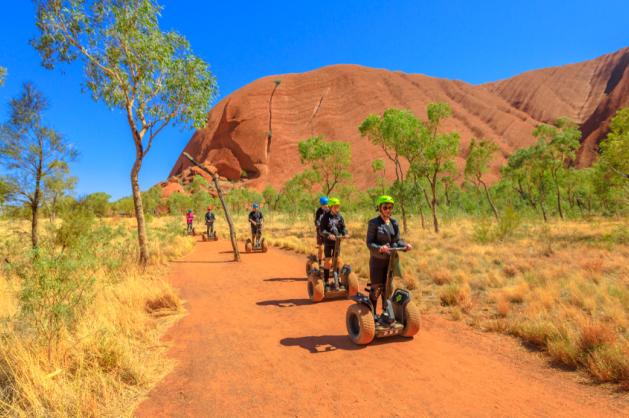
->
[135, 240, 629, 417]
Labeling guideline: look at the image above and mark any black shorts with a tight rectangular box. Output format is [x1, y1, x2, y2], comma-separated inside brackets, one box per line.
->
[251, 225, 261, 234]
[323, 242, 336, 259]
[369, 257, 389, 285]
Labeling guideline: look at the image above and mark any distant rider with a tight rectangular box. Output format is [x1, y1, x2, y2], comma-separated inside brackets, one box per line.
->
[248, 203, 264, 242]
[186, 209, 194, 234]
[314, 196, 329, 264]
[319, 198, 348, 288]
[205, 206, 216, 237]
[366, 195, 412, 323]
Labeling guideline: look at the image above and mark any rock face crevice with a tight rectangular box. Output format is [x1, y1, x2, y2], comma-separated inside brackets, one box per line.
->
[170, 47, 628, 188]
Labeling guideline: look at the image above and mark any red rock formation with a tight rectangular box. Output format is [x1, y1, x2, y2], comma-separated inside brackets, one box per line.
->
[170, 47, 628, 188]
[485, 47, 629, 166]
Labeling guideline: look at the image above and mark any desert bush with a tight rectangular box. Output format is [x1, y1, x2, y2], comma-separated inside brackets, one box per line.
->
[0, 216, 193, 416]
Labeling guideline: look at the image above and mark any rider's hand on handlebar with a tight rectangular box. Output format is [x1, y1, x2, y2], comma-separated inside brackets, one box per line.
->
[405, 243, 413, 251]
[329, 235, 336, 241]
[379, 244, 390, 254]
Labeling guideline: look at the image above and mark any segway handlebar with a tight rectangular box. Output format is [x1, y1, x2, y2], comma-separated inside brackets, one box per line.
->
[383, 245, 410, 252]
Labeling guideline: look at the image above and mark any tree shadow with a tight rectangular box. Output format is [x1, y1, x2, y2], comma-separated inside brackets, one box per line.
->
[264, 277, 307, 283]
[171, 260, 235, 264]
[280, 335, 364, 353]
[219, 250, 265, 255]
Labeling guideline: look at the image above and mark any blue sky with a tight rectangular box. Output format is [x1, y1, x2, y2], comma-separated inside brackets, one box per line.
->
[0, 0, 627, 200]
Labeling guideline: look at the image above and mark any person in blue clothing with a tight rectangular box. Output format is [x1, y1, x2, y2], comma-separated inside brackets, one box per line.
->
[366, 195, 412, 320]
[314, 196, 329, 264]
[248, 203, 264, 242]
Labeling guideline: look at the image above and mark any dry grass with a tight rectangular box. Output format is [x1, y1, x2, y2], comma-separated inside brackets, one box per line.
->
[255, 212, 629, 387]
[0, 217, 194, 417]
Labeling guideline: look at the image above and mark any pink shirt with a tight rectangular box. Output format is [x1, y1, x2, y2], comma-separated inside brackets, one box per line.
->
[186, 213, 194, 223]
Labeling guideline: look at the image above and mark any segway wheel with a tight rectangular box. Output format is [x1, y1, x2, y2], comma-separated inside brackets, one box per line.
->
[245, 239, 252, 253]
[346, 304, 375, 345]
[213, 233, 218, 241]
[201, 234, 207, 242]
[261, 238, 268, 253]
[307, 275, 325, 302]
[306, 259, 313, 275]
[192, 228, 196, 236]
[402, 301, 421, 337]
[346, 272, 359, 297]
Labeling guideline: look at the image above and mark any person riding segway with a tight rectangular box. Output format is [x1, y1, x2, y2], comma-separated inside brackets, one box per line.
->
[246, 203, 267, 252]
[306, 196, 329, 274]
[319, 198, 348, 287]
[202, 206, 218, 241]
[185, 209, 196, 236]
[306, 198, 359, 302]
[345, 195, 420, 344]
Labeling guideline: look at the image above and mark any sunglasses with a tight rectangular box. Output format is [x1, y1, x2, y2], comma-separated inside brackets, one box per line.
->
[381, 205, 394, 211]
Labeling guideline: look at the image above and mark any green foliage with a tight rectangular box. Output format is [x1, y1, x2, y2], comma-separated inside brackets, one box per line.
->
[224, 187, 262, 213]
[6, 207, 98, 359]
[33, 0, 217, 131]
[473, 207, 521, 243]
[0, 66, 6, 86]
[298, 135, 352, 195]
[277, 170, 319, 215]
[592, 107, 629, 212]
[142, 185, 163, 216]
[111, 196, 134, 216]
[412, 102, 460, 232]
[262, 185, 280, 210]
[186, 175, 210, 194]
[33, 0, 218, 264]
[81, 192, 111, 217]
[0, 83, 77, 247]
[43, 165, 77, 221]
[166, 192, 192, 216]
[465, 138, 500, 219]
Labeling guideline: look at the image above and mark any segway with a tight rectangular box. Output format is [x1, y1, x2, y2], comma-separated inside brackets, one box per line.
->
[345, 247, 420, 345]
[184, 225, 196, 236]
[245, 221, 267, 253]
[307, 235, 359, 302]
[201, 222, 218, 241]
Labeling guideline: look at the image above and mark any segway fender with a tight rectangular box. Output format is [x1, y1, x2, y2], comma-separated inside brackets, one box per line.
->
[391, 289, 412, 323]
[351, 293, 374, 313]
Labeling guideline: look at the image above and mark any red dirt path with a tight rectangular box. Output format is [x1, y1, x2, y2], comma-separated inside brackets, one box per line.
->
[135, 240, 628, 417]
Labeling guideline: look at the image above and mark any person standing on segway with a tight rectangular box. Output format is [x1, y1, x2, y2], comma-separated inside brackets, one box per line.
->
[314, 196, 329, 264]
[366, 195, 412, 324]
[186, 209, 194, 234]
[205, 206, 216, 237]
[248, 203, 263, 242]
[319, 198, 348, 288]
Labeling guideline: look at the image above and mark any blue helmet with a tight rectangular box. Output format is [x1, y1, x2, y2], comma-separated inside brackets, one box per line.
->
[319, 196, 329, 205]
[252, 203, 260, 209]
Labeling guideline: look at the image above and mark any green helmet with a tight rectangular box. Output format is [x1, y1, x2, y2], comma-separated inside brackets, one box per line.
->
[328, 197, 341, 207]
[376, 195, 395, 208]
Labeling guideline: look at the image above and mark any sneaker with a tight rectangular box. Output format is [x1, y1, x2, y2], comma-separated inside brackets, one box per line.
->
[379, 313, 394, 325]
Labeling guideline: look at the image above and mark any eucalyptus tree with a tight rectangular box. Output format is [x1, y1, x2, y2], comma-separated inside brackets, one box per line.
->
[532, 118, 580, 219]
[0, 83, 77, 248]
[32, 0, 217, 265]
[359, 109, 423, 232]
[465, 138, 500, 220]
[412, 103, 460, 233]
[298, 135, 352, 195]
